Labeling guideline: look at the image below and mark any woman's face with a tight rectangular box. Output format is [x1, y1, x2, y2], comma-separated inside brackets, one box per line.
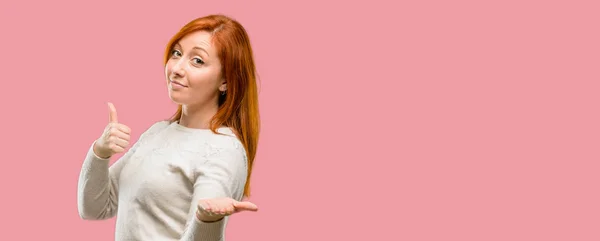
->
[165, 30, 226, 107]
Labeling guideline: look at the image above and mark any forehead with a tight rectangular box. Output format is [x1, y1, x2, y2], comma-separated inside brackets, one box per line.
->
[176, 30, 215, 50]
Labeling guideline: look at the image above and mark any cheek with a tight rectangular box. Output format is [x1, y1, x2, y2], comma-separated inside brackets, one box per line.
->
[164, 63, 173, 76]
[186, 74, 207, 89]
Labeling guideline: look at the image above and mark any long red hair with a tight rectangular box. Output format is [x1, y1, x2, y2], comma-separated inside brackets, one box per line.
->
[163, 14, 260, 198]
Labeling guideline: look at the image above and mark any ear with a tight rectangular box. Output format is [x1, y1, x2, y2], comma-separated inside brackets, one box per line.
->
[219, 79, 227, 92]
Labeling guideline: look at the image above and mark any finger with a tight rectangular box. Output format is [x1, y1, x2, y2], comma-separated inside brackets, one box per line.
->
[107, 102, 118, 123]
[198, 201, 211, 213]
[220, 205, 230, 215]
[233, 201, 258, 212]
[109, 143, 125, 153]
[226, 206, 235, 215]
[198, 205, 210, 216]
[204, 200, 213, 212]
[214, 203, 226, 215]
[109, 127, 131, 141]
[197, 203, 209, 214]
[114, 123, 132, 135]
[110, 136, 130, 149]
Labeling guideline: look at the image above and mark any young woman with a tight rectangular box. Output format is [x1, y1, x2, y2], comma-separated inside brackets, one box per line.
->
[77, 14, 260, 241]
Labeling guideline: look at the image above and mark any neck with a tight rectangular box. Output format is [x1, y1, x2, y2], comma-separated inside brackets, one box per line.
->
[178, 101, 219, 129]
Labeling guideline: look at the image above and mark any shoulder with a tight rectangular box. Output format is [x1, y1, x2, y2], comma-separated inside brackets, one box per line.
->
[148, 120, 172, 131]
[210, 128, 246, 156]
[135, 120, 171, 142]
[203, 127, 248, 166]
[142, 120, 171, 135]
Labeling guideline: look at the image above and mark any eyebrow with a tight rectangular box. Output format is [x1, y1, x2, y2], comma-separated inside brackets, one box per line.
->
[193, 46, 210, 57]
[174, 43, 209, 57]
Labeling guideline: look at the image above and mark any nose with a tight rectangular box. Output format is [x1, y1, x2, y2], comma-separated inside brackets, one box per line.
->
[170, 58, 186, 78]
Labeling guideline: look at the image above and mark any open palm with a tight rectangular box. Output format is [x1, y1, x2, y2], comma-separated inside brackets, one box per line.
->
[196, 197, 258, 222]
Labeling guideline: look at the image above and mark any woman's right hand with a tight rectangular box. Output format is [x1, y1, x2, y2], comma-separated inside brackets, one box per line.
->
[93, 102, 132, 159]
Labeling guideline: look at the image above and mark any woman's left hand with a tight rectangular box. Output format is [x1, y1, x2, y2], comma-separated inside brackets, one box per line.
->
[196, 197, 258, 222]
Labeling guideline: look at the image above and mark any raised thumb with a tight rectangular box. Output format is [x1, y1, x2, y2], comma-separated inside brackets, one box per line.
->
[107, 102, 118, 123]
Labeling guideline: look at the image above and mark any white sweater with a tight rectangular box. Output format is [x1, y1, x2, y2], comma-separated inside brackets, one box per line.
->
[77, 120, 248, 241]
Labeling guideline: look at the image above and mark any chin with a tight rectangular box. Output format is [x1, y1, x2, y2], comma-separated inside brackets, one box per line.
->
[168, 91, 186, 105]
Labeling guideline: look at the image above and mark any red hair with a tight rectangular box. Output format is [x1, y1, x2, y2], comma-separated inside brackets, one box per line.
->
[163, 14, 260, 198]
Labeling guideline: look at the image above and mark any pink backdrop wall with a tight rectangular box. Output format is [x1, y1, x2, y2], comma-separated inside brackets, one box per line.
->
[0, 0, 598, 240]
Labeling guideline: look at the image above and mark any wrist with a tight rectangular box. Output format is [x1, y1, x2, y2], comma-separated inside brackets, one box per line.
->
[92, 141, 111, 159]
[195, 210, 223, 223]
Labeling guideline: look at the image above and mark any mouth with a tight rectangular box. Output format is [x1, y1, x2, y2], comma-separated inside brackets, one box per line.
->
[170, 80, 188, 88]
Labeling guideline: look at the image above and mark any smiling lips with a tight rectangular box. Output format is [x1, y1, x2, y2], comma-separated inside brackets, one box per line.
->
[170, 80, 188, 88]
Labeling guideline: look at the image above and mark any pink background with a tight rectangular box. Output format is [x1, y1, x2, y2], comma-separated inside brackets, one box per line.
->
[1, 0, 599, 240]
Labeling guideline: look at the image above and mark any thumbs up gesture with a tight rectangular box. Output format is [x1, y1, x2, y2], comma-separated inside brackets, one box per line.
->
[93, 102, 132, 159]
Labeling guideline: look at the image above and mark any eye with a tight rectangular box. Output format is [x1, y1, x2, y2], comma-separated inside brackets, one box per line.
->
[171, 49, 182, 57]
[192, 57, 205, 65]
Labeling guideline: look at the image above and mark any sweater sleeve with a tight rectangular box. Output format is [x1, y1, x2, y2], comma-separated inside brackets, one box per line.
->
[180, 142, 248, 241]
[77, 121, 166, 220]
